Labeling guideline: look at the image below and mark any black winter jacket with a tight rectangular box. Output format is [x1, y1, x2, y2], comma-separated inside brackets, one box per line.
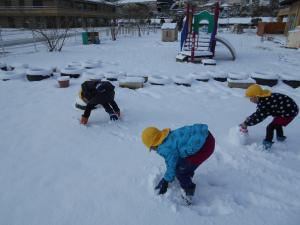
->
[82, 81, 120, 118]
[245, 93, 298, 126]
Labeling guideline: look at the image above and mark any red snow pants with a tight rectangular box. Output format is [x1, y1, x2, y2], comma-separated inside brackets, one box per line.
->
[186, 132, 215, 165]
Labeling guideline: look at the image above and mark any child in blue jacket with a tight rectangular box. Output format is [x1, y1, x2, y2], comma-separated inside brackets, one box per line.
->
[141, 124, 215, 199]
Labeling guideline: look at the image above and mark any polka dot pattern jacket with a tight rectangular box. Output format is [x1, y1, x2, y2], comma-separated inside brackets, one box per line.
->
[245, 93, 299, 126]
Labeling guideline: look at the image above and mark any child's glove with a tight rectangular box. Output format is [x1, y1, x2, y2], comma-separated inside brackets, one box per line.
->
[239, 122, 248, 134]
[155, 178, 168, 195]
[80, 116, 88, 125]
[110, 114, 118, 121]
[116, 111, 121, 118]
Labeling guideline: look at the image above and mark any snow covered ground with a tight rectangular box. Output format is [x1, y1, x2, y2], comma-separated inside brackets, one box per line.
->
[0, 30, 300, 225]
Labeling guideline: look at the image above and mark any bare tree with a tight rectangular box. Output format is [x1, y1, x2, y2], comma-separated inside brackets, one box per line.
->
[110, 19, 117, 41]
[118, 3, 152, 37]
[27, 17, 72, 52]
[136, 23, 141, 37]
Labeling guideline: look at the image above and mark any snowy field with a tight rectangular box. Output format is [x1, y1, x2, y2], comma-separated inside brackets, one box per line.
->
[0, 30, 300, 225]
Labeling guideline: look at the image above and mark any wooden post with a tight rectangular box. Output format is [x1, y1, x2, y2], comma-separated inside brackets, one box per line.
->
[211, 1, 220, 57]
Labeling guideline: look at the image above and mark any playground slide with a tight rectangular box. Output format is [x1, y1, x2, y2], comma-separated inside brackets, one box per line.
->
[215, 35, 236, 61]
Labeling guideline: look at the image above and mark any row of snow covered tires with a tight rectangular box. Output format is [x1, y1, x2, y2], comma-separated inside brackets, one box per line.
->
[0, 60, 103, 82]
[1, 61, 300, 89]
[146, 71, 300, 89]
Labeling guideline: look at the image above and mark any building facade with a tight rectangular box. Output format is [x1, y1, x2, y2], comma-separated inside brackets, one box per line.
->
[0, 0, 116, 28]
[277, 0, 300, 34]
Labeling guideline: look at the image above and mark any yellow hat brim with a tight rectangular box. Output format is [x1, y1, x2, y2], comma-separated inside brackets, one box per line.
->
[152, 128, 170, 147]
[246, 89, 271, 98]
[258, 90, 271, 97]
[79, 89, 83, 98]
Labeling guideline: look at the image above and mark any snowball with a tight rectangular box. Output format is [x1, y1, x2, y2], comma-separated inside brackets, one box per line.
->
[228, 126, 249, 146]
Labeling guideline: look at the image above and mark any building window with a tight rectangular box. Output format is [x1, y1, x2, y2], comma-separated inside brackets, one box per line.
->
[19, 0, 25, 6]
[35, 16, 45, 28]
[60, 0, 71, 8]
[288, 15, 296, 31]
[75, 3, 84, 10]
[8, 17, 15, 28]
[23, 17, 29, 28]
[4, 0, 11, 6]
[33, 0, 43, 6]
[46, 17, 55, 28]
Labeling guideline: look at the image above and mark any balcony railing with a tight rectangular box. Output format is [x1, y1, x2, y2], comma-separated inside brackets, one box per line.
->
[277, 7, 290, 16]
[279, 0, 297, 5]
[0, 6, 115, 17]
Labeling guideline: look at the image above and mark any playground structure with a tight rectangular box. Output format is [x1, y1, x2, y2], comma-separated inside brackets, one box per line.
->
[177, 1, 236, 63]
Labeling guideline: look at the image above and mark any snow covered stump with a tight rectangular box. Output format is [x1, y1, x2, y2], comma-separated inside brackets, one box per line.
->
[172, 76, 193, 87]
[83, 71, 104, 82]
[228, 78, 256, 89]
[104, 72, 120, 81]
[175, 54, 188, 62]
[126, 73, 148, 83]
[251, 72, 278, 87]
[118, 77, 144, 90]
[280, 73, 300, 89]
[282, 80, 300, 89]
[61, 66, 83, 79]
[189, 72, 211, 82]
[148, 75, 171, 86]
[0, 70, 26, 81]
[227, 72, 255, 89]
[201, 59, 216, 66]
[0, 62, 7, 71]
[211, 71, 228, 82]
[26, 68, 52, 81]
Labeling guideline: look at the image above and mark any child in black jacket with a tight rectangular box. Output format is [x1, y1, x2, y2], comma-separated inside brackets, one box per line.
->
[80, 81, 120, 125]
[240, 84, 298, 149]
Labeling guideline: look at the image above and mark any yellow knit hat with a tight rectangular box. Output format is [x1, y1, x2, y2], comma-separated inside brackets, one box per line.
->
[79, 89, 83, 99]
[141, 127, 170, 149]
[245, 84, 271, 97]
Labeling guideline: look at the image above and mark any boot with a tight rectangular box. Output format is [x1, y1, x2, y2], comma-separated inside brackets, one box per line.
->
[276, 135, 287, 142]
[184, 183, 196, 196]
[181, 183, 196, 206]
[263, 140, 273, 150]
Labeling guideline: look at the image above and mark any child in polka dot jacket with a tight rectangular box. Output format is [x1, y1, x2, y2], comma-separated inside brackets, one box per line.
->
[240, 84, 298, 149]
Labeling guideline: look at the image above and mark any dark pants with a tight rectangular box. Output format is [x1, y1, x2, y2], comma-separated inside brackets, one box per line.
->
[265, 117, 295, 142]
[83, 91, 119, 118]
[175, 132, 215, 190]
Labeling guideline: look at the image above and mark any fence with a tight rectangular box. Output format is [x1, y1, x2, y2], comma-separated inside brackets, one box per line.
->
[257, 22, 286, 36]
[0, 24, 158, 57]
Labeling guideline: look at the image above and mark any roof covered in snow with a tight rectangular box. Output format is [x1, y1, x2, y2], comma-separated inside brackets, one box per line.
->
[199, 17, 276, 25]
[81, 0, 116, 5]
[161, 23, 177, 29]
[117, 0, 155, 3]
